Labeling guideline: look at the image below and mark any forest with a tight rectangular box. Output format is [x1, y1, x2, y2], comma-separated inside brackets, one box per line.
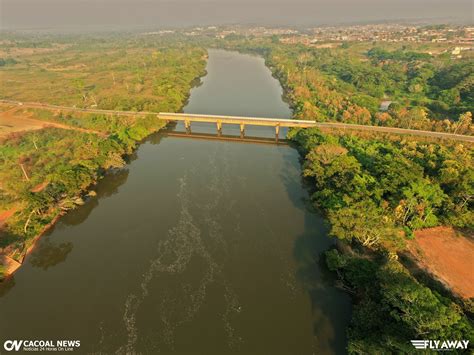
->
[218, 36, 474, 353]
[218, 37, 473, 134]
[0, 34, 207, 274]
[290, 127, 474, 353]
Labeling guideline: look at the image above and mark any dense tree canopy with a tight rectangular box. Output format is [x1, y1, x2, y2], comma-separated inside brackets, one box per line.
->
[327, 250, 473, 354]
[290, 127, 473, 241]
[287, 122, 473, 352]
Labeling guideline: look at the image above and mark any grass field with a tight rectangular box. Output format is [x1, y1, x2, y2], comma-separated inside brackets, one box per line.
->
[0, 34, 207, 111]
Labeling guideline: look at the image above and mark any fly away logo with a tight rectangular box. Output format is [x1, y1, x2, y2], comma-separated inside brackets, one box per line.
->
[411, 339, 470, 351]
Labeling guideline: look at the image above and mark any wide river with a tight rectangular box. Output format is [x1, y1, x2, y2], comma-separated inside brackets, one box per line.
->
[0, 49, 351, 354]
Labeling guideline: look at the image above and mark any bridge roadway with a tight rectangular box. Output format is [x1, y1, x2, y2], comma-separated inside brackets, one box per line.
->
[158, 112, 317, 136]
[1, 100, 473, 142]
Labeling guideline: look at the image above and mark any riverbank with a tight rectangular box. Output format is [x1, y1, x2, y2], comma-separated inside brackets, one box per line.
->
[0, 73, 208, 280]
[0, 122, 167, 280]
[264, 50, 474, 301]
[213, 43, 473, 351]
[0, 41, 208, 280]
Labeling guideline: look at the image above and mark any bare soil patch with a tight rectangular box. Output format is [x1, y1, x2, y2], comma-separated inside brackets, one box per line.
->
[0, 106, 107, 138]
[31, 181, 49, 193]
[0, 209, 16, 229]
[0, 108, 46, 138]
[408, 227, 474, 299]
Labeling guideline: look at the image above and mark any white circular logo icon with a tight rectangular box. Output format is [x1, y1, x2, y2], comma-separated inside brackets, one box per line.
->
[3, 340, 22, 352]
[4, 341, 14, 351]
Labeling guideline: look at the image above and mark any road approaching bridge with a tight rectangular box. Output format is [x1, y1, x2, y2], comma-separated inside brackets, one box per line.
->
[159, 112, 474, 143]
[0, 100, 472, 143]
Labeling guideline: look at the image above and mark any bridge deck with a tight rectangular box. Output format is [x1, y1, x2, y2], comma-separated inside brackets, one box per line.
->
[0, 100, 472, 142]
[158, 112, 317, 127]
[159, 112, 474, 142]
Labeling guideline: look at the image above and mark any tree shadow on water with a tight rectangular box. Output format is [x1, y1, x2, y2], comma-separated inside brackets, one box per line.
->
[0, 145, 143, 296]
[277, 146, 314, 212]
[24, 168, 131, 270]
[143, 130, 167, 145]
[60, 168, 130, 227]
[280, 149, 352, 355]
[0, 275, 16, 298]
[28, 236, 73, 270]
[293, 226, 352, 355]
[0, 231, 21, 297]
[0, 237, 73, 296]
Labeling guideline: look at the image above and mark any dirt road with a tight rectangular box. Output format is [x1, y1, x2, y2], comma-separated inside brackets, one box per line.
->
[0, 107, 108, 138]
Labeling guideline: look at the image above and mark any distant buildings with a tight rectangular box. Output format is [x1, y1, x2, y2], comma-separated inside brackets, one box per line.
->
[211, 24, 472, 47]
[295, 24, 472, 45]
[141, 24, 473, 56]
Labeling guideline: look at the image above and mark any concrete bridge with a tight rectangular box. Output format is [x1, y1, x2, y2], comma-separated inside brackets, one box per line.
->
[158, 112, 474, 142]
[158, 112, 317, 138]
[0, 100, 473, 142]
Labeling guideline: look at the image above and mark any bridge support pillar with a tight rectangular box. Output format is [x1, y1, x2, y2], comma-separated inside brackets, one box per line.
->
[217, 121, 222, 136]
[185, 120, 191, 134]
[240, 123, 245, 138]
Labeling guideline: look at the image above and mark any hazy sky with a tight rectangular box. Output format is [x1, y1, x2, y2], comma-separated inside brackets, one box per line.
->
[1, 0, 472, 31]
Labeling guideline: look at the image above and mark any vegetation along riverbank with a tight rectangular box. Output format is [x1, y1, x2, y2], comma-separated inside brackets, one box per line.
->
[217, 35, 474, 353]
[0, 33, 207, 278]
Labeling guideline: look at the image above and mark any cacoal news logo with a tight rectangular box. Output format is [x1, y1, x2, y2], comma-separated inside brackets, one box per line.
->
[3, 340, 81, 352]
[411, 339, 470, 351]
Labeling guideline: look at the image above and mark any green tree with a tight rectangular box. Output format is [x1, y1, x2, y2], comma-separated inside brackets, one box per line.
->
[328, 199, 393, 247]
[396, 180, 446, 229]
[379, 262, 470, 339]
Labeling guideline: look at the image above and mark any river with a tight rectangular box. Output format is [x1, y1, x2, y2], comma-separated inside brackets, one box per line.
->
[0, 49, 351, 354]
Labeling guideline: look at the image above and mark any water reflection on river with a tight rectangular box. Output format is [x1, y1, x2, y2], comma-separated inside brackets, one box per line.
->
[0, 49, 351, 354]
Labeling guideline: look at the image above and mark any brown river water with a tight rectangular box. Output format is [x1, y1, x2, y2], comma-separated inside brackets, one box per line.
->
[0, 49, 351, 354]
